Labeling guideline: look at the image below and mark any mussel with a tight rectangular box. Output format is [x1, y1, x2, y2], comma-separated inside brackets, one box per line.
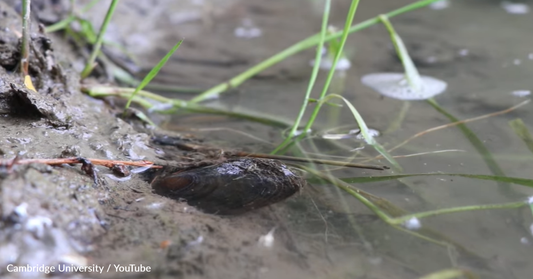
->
[152, 158, 305, 215]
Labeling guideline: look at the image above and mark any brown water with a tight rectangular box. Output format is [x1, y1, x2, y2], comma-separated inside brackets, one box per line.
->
[88, 0, 533, 278]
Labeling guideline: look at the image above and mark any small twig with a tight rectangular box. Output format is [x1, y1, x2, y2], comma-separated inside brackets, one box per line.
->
[12, 157, 162, 169]
[1, 156, 162, 185]
[21, 0, 31, 77]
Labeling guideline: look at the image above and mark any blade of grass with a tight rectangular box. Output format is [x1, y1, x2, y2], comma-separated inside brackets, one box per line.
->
[123, 40, 183, 112]
[274, 0, 364, 155]
[379, 15, 422, 90]
[509, 118, 533, 154]
[189, 0, 446, 103]
[270, 0, 331, 154]
[80, 0, 119, 78]
[391, 200, 527, 224]
[300, 164, 494, 265]
[21, 0, 31, 77]
[307, 172, 533, 188]
[426, 98, 516, 197]
[301, 0, 360, 133]
[377, 100, 530, 156]
[45, 0, 102, 33]
[384, 101, 410, 134]
[21, 0, 36, 92]
[321, 94, 402, 170]
[419, 268, 477, 279]
[83, 86, 293, 128]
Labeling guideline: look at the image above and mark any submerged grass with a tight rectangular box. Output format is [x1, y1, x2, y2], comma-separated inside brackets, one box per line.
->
[426, 99, 515, 197]
[270, 0, 331, 154]
[75, 1, 533, 274]
[189, 0, 446, 103]
[509, 118, 533, 154]
[301, 0, 360, 137]
[379, 14, 422, 90]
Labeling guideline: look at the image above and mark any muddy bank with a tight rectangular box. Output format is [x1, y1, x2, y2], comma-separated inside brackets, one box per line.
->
[0, 1, 331, 278]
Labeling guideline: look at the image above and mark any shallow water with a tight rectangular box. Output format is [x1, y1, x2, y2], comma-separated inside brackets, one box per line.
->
[100, 0, 533, 278]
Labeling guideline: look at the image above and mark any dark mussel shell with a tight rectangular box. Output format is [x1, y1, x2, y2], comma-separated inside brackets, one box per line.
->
[152, 158, 306, 215]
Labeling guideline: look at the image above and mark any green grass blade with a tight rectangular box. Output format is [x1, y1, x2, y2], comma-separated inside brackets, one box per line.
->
[271, 0, 331, 154]
[379, 15, 422, 90]
[78, 18, 97, 43]
[509, 118, 533, 154]
[45, 0, 102, 33]
[419, 268, 476, 279]
[301, 165, 393, 221]
[302, 0, 360, 136]
[189, 0, 446, 103]
[426, 99, 514, 195]
[80, 0, 119, 78]
[21, 0, 31, 77]
[384, 101, 410, 134]
[392, 200, 527, 224]
[123, 40, 183, 111]
[83, 85, 293, 128]
[320, 94, 403, 170]
[308, 172, 533, 188]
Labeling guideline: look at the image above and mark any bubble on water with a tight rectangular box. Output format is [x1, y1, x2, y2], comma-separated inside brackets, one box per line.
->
[149, 102, 174, 113]
[458, 49, 469, 56]
[403, 217, 421, 230]
[310, 57, 351, 71]
[429, 0, 450, 10]
[511, 90, 531, 97]
[290, 128, 312, 137]
[356, 129, 380, 140]
[501, 1, 530, 14]
[234, 18, 262, 39]
[361, 73, 447, 100]
[321, 128, 380, 140]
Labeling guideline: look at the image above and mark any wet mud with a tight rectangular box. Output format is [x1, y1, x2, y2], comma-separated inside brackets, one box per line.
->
[0, 2, 328, 279]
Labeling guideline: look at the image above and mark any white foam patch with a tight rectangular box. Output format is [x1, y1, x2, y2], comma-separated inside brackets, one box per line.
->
[501, 2, 530, 14]
[310, 57, 352, 71]
[429, 0, 450, 10]
[361, 73, 447, 100]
